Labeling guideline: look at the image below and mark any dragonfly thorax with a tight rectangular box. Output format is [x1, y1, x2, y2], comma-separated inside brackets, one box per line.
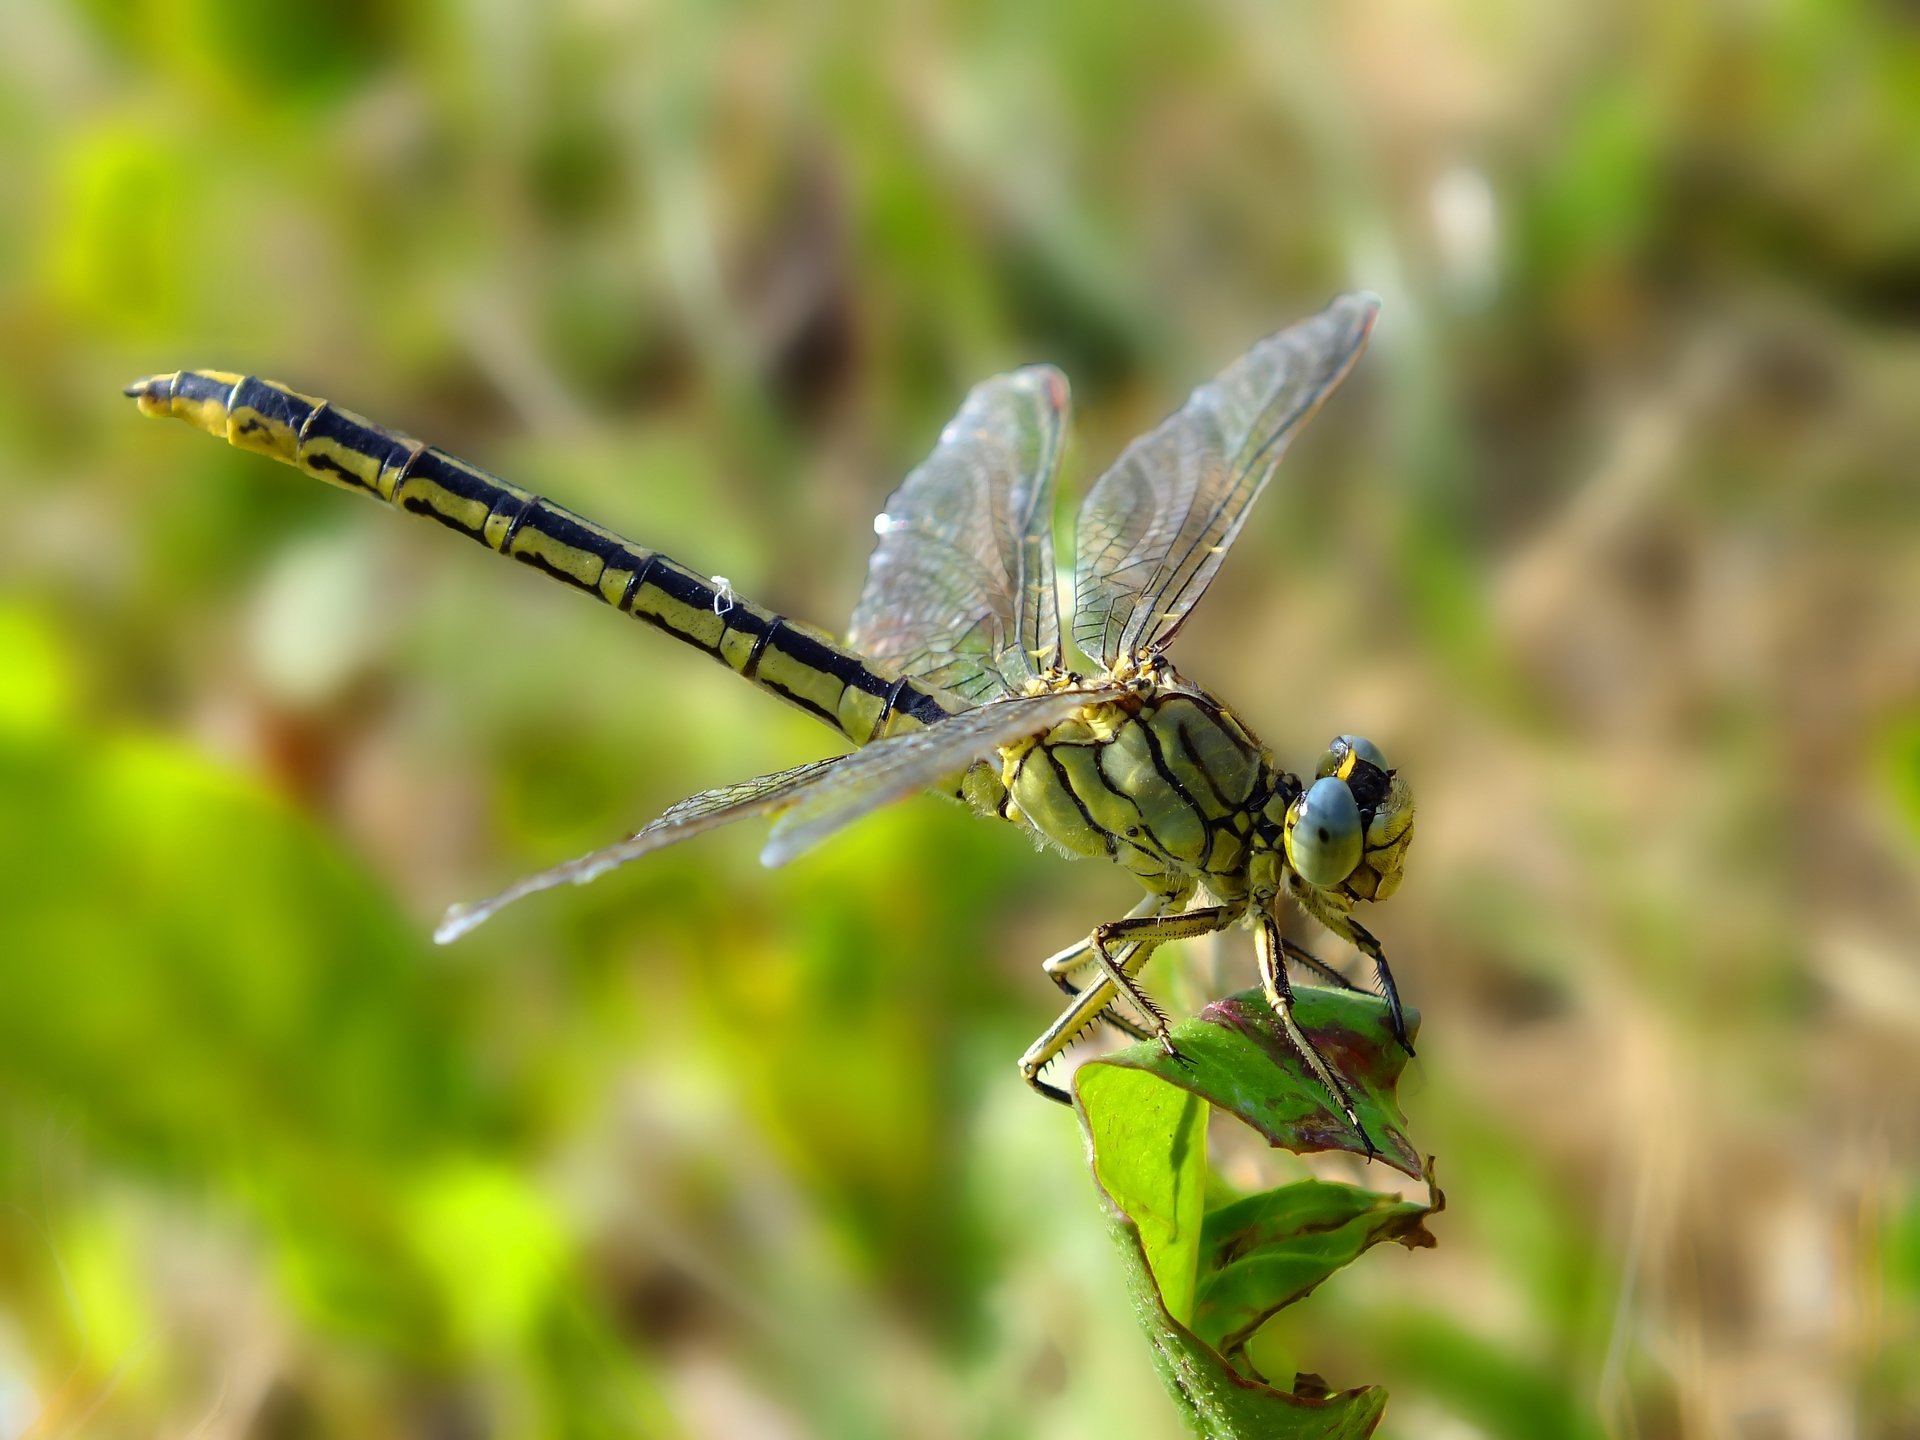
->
[1000, 682, 1286, 898]
[999, 694, 1415, 915]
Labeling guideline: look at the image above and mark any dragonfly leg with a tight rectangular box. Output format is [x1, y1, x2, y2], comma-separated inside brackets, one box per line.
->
[1291, 884, 1414, 1057]
[1278, 936, 1364, 992]
[1048, 929, 1362, 1044]
[1018, 948, 1175, 1103]
[1257, 913, 1376, 1156]
[1018, 893, 1210, 1103]
[1040, 894, 1166, 1043]
[1345, 919, 1412, 1057]
[1084, 905, 1237, 1059]
[1043, 942, 1155, 1042]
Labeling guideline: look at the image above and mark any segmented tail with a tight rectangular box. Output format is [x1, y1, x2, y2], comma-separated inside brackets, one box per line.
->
[126, 370, 958, 744]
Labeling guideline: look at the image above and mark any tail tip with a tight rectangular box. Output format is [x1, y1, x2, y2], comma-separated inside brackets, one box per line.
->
[123, 374, 172, 410]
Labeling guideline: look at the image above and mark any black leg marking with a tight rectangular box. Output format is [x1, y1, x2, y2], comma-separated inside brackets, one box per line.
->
[1348, 920, 1412, 1057]
[1021, 892, 1194, 1096]
[1258, 914, 1376, 1157]
[1047, 968, 1156, 1043]
[1087, 905, 1237, 1060]
[1028, 1071, 1073, 1105]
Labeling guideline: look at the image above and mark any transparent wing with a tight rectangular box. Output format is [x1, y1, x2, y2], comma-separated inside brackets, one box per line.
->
[1071, 293, 1378, 667]
[849, 366, 1069, 703]
[760, 688, 1106, 867]
[434, 689, 1101, 941]
[434, 757, 846, 943]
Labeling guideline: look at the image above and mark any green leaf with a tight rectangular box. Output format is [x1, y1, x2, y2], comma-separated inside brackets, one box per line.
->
[1084, 985, 1424, 1178]
[1075, 986, 1435, 1439]
[1082, 1062, 1210, 1326]
[1194, 1180, 1438, 1359]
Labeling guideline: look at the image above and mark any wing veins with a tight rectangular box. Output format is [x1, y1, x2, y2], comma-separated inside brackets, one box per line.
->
[434, 757, 849, 943]
[761, 687, 1109, 867]
[1070, 294, 1378, 666]
[850, 367, 1068, 700]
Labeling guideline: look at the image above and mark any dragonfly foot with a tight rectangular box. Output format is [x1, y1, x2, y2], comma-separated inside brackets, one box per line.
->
[1349, 1113, 1379, 1159]
[1017, 1046, 1076, 1106]
[1386, 998, 1416, 1058]
[1029, 1076, 1073, 1106]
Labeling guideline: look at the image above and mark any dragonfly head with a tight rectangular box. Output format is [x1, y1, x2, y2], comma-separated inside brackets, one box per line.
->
[1281, 735, 1414, 903]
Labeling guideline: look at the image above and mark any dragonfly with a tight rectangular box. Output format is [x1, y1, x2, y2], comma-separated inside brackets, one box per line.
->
[125, 292, 1414, 1143]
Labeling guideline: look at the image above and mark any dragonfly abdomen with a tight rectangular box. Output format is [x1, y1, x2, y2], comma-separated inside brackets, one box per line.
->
[125, 370, 958, 745]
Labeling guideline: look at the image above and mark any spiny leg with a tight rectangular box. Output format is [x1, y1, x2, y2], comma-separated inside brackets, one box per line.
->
[1018, 899, 1224, 1103]
[1019, 904, 1240, 1104]
[1292, 881, 1414, 1057]
[1279, 936, 1363, 992]
[1021, 896, 1175, 1100]
[1040, 894, 1167, 1043]
[1043, 935, 1155, 1042]
[1021, 960, 1152, 1104]
[1345, 919, 1412, 1056]
[1257, 912, 1376, 1157]
[1085, 906, 1237, 1058]
[1050, 928, 1360, 1039]
[1018, 941, 1174, 1105]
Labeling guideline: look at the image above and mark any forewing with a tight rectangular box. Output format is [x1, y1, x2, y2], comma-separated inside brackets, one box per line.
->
[434, 758, 846, 943]
[849, 366, 1069, 703]
[1071, 293, 1378, 666]
[760, 689, 1105, 867]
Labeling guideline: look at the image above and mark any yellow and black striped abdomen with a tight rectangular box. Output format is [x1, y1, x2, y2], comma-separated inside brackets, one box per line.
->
[1004, 689, 1270, 894]
[126, 370, 961, 746]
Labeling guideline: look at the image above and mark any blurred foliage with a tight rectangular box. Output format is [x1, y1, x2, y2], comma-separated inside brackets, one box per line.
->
[3, 0, 1918, 1436]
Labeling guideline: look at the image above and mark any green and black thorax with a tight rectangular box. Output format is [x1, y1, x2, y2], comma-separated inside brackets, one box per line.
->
[998, 667, 1284, 902]
[997, 661, 1412, 919]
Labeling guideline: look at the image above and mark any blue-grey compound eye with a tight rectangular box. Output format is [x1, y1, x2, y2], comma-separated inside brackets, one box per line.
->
[1286, 776, 1363, 887]
[1338, 734, 1387, 770]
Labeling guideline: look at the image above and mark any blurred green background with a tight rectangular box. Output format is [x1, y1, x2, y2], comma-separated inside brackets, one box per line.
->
[3, 2, 1917, 1436]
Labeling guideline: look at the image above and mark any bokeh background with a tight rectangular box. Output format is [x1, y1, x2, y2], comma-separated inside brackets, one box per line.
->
[2, 2, 1917, 1436]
